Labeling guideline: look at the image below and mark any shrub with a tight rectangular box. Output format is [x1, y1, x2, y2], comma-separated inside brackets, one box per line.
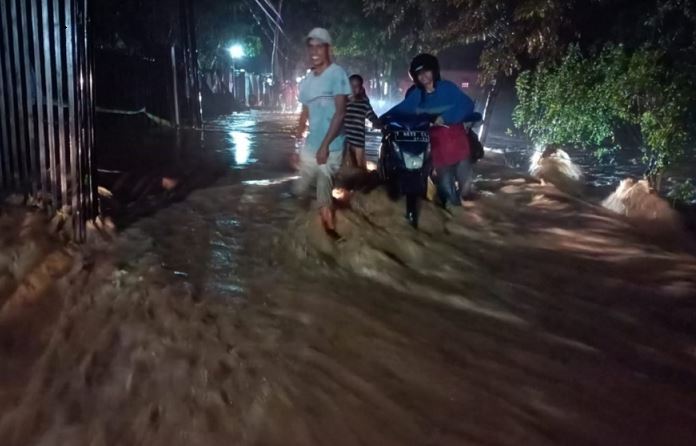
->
[514, 44, 694, 187]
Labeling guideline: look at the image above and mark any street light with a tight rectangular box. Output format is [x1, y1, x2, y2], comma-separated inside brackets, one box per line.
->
[228, 44, 245, 101]
[228, 44, 245, 60]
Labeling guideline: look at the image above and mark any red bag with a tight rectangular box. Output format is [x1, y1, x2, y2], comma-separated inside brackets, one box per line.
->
[429, 125, 470, 168]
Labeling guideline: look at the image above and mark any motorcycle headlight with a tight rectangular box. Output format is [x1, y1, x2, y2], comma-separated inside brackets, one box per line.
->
[402, 151, 424, 169]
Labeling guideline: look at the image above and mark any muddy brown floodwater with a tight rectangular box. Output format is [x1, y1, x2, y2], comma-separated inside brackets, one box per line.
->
[1, 112, 696, 446]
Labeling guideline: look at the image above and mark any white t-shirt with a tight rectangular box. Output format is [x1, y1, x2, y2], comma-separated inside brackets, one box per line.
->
[298, 64, 351, 153]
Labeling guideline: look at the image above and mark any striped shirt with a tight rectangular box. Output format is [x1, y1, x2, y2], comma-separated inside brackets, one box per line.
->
[344, 98, 377, 147]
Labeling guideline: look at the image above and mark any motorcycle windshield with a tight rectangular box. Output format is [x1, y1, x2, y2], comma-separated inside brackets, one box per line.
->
[382, 111, 483, 128]
[394, 138, 429, 156]
[380, 113, 432, 132]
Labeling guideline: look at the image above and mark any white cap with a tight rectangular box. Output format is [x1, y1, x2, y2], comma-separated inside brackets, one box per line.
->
[306, 28, 332, 45]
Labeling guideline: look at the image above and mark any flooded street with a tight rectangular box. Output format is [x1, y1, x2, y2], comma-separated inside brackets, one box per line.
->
[2, 112, 696, 445]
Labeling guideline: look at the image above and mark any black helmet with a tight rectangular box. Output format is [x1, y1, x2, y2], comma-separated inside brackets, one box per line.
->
[409, 53, 441, 84]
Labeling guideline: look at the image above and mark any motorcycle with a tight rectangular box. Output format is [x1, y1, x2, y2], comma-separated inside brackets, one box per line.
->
[378, 112, 483, 228]
[378, 115, 432, 228]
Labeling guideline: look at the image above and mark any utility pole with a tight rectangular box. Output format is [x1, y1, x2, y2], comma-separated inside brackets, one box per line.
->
[270, 0, 284, 83]
[180, 0, 201, 127]
[170, 45, 181, 127]
[479, 78, 500, 147]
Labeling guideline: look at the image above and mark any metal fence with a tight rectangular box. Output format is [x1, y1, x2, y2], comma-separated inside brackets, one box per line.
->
[0, 0, 95, 240]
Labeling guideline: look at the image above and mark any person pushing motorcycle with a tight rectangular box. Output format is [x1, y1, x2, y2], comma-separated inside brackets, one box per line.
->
[384, 54, 477, 207]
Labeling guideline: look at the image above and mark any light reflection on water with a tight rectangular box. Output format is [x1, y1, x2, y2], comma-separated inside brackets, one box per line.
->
[242, 176, 299, 186]
[229, 130, 253, 166]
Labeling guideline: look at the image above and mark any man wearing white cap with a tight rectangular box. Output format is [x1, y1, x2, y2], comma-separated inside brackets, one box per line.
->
[294, 27, 351, 236]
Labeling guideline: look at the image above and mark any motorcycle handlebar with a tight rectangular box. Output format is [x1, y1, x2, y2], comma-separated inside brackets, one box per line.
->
[380, 111, 482, 126]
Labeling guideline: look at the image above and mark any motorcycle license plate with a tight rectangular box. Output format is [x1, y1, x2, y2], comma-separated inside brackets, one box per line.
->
[394, 131, 429, 143]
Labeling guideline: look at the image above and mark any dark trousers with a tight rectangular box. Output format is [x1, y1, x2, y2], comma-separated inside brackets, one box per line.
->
[435, 159, 473, 206]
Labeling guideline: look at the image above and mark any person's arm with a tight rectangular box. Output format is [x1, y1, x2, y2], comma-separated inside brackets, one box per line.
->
[296, 105, 308, 138]
[381, 88, 420, 120]
[290, 105, 308, 169]
[440, 82, 475, 124]
[366, 102, 382, 129]
[316, 95, 347, 164]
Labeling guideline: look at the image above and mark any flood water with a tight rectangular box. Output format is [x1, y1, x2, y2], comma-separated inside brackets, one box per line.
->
[129, 113, 696, 444]
[483, 134, 696, 202]
[2, 112, 696, 445]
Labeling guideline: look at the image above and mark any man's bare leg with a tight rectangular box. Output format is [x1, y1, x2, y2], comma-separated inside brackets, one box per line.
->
[317, 153, 340, 237]
[353, 146, 367, 170]
[319, 206, 336, 231]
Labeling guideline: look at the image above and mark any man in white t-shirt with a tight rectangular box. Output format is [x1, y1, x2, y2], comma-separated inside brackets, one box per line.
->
[294, 27, 351, 236]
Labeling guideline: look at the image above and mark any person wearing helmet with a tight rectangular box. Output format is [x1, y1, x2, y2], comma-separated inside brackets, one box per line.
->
[294, 28, 351, 237]
[384, 54, 476, 207]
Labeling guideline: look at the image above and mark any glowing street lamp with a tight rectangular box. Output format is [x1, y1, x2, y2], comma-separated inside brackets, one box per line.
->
[228, 44, 245, 60]
[228, 44, 245, 94]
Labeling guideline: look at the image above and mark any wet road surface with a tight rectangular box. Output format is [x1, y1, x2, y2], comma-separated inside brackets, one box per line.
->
[2, 112, 696, 445]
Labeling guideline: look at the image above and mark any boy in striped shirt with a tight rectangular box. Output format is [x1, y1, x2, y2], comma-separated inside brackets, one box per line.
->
[344, 75, 381, 169]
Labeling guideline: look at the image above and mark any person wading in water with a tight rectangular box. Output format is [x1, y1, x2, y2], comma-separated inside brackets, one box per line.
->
[294, 28, 351, 236]
[344, 74, 381, 170]
[385, 54, 477, 207]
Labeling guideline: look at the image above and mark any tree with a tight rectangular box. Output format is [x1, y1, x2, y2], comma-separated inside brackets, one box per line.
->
[366, 0, 696, 82]
[364, 0, 579, 84]
[195, 0, 264, 70]
[93, 0, 182, 54]
[367, 0, 695, 181]
[513, 44, 695, 188]
[365, 0, 586, 143]
[277, 0, 400, 75]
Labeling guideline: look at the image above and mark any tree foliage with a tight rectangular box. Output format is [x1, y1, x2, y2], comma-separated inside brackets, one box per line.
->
[195, 0, 265, 70]
[513, 44, 694, 177]
[364, 0, 576, 84]
[277, 0, 400, 76]
[513, 46, 618, 154]
[512, 0, 696, 179]
[366, 0, 696, 177]
[93, 0, 181, 53]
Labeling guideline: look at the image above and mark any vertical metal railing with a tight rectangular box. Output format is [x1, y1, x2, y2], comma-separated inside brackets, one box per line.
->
[0, 6, 10, 188]
[1, 3, 19, 187]
[0, 0, 95, 240]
